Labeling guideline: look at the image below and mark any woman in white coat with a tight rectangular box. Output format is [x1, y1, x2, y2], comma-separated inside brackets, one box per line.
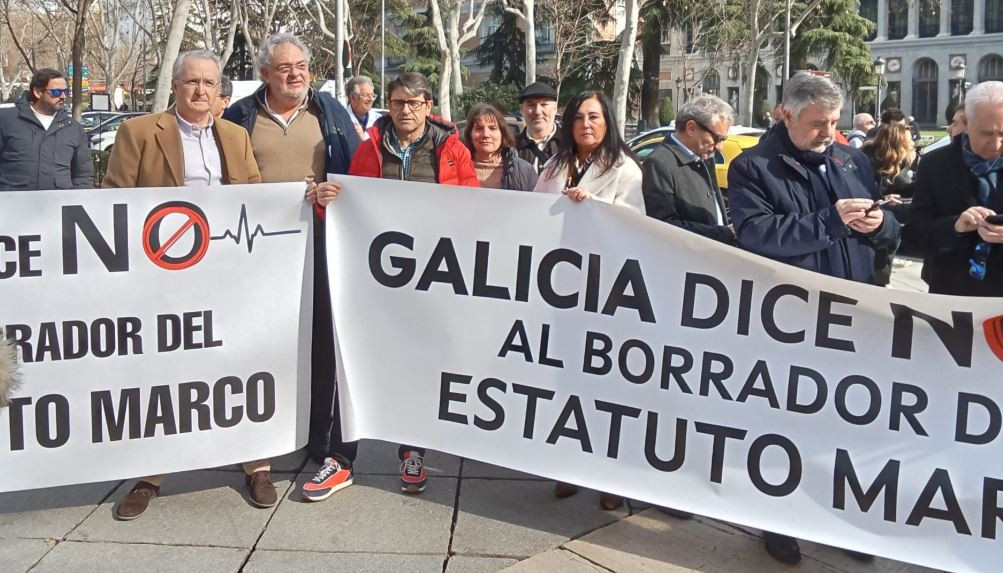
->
[535, 91, 642, 511]
[533, 90, 645, 215]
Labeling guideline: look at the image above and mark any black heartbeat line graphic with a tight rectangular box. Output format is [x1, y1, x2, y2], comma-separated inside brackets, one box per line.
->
[210, 203, 302, 253]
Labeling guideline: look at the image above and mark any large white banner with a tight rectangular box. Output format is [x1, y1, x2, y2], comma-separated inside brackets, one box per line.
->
[328, 176, 1003, 573]
[0, 184, 312, 491]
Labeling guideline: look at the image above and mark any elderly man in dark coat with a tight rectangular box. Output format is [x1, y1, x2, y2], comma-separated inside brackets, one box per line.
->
[907, 80, 1003, 296]
[643, 93, 736, 244]
[727, 72, 900, 564]
[729, 73, 899, 286]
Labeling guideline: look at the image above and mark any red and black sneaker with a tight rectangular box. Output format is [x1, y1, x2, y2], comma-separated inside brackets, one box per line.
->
[400, 450, 427, 494]
[302, 457, 354, 502]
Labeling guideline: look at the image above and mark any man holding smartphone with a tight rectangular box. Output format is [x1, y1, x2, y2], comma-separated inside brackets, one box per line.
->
[727, 72, 901, 565]
[908, 80, 1003, 296]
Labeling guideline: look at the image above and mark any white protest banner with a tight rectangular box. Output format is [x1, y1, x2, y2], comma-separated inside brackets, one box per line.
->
[327, 176, 1003, 573]
[0, 184, 312, 492]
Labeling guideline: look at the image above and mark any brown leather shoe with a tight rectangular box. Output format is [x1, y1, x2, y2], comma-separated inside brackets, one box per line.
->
[553, 481, 579, 498]
[599, 492, 624, 511]
[246, 470, 278, 508]
[115, 481, 159, 521]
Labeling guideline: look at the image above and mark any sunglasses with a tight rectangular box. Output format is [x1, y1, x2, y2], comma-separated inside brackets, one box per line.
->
[694, 120, 728, 144]
[45, 88, 69, 97]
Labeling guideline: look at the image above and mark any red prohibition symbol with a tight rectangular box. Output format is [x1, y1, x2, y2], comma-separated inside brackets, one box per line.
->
[142, 201, 211, 270]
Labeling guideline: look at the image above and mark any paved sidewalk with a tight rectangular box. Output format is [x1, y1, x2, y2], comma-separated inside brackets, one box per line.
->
[0, 440, 936, 573]
[1, 262, 936, 573]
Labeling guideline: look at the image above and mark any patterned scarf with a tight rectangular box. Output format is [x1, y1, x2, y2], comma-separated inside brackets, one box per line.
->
[960, 134, 1003, 206]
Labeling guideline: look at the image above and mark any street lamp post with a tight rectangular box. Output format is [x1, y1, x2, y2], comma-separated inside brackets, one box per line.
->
[873, 57, 886, 121]
[955, 61, 966, 107]
[676, 76, 682, 105]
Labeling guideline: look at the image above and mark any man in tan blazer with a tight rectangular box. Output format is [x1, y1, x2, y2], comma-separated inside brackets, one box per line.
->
[104, 49, 272, 522]
[103, 56, 260, 188]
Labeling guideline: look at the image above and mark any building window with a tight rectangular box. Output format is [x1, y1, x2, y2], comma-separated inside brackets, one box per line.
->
[988, 0, 1003, 33]
[479, 14, 500, 42]
[978, 54, 1003, 81]
[860, 0, 878, 39]
[728, 87, 740, 115]
[919, 0, 940, 36]
[661, 26, 671, 44]
[702, 69, 720, 96]
[888, 0, 908, 39]
[952, 0, 974, 34]
[537, 21, 555, 50]
[912, 59, 938, 126]
[685, 24, 695, 53]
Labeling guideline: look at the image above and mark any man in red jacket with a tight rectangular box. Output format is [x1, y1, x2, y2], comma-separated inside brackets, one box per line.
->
[312, 72, 475, 498]
[347, 72, 477, 185]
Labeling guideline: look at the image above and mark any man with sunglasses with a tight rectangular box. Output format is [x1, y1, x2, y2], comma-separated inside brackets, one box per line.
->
[0, 68, 92, 190]
[642, 94, 736, 245]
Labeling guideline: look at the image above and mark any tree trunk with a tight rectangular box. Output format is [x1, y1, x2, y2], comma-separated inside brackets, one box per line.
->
[640, 17, 661, 129]
[744, 0, 762, 126]
[611, 0, 640, 136]
[221, 3, 239, 69]
[336, 0, 345, 99]
[524, 0, 535, 84]
[70, 0, 96, 121]
[448, 5, 462, 100]
[153, 0, 193, 112]
[428, 0, 452, 120]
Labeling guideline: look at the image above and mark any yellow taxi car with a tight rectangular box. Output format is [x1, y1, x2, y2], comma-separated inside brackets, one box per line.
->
[627, 126, 763, 191]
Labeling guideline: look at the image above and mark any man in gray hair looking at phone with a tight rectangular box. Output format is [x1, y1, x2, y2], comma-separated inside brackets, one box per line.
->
[727, 73, 900, 563]
[907, 80, 1003, 296]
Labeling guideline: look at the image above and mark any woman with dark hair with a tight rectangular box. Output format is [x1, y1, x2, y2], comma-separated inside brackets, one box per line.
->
[533, 91, 644, 214]
[535, 92, 641, 512]
[463, 103, 538, 191]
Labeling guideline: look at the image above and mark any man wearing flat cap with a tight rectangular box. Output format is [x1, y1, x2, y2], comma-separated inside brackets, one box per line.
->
[515, 81, 561, 173]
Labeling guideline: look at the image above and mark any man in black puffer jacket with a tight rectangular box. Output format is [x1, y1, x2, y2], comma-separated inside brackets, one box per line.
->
[0, 69, 92, 191]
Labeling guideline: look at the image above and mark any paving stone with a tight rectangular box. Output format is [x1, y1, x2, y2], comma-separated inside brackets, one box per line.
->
[212, 449, 307, 473]
[342, 439, 461, 477]
[446, 555, 520, 573]
[67, 470, 293, 548]
[565, 509, 937, 573]
[497, 549, 608, 572]
[257, 473, 455, 554]
[451, 479, 626, 559]
[0, 537, 55, 572]
[460, 459, 546, 480]
[31, 541, 247, 573]
[0, 481, 120, 539]
[244, 550, 444, 572]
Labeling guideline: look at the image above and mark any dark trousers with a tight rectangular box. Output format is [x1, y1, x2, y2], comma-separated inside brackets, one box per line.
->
[308, 227, 425, 466]
[308, 229, 358, 465]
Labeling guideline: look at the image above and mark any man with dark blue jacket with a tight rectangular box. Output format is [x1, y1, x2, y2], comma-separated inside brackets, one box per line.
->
[225, 32, 361, 506]
[730, 73, 899, 286]
[0, 68, 92, 190]
[727, 72, 899, 565]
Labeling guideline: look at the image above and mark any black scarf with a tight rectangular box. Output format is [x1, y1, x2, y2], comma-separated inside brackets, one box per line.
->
[777, 123, 859, 281]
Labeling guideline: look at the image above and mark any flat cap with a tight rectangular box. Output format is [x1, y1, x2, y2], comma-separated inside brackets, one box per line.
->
[518, 81, 558, 102]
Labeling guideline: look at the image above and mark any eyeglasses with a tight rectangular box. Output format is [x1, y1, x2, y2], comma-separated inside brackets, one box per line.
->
[389, 98, 429, 112]
[180, 79, 218, 90]
[45, 88, 68, 97]
[694, 120, 728, 144]
[273, 62, 309, 75]
[355, 93, 376, 101]
[969, 241, 990, 280]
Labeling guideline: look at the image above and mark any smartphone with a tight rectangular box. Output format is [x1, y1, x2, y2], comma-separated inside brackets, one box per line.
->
[864, 198, 894, 215]
[985, 214, 1003, 225]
